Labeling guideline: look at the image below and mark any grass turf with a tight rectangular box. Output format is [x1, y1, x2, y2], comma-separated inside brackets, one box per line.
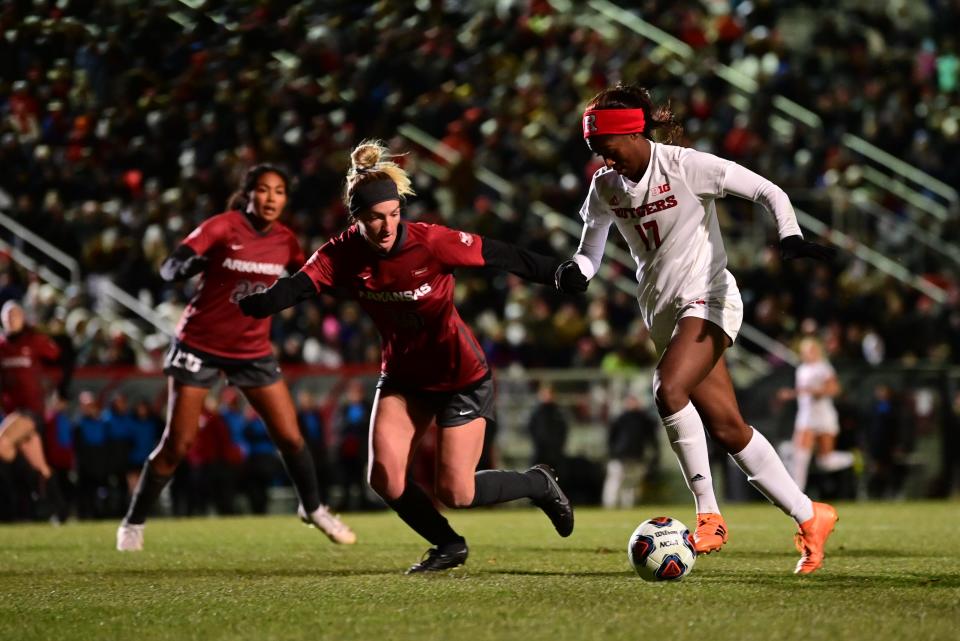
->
[0, 502, 957, 641]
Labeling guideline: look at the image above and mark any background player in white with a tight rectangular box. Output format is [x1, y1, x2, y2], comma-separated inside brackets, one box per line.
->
[554, 82, 838, 575]
[779, 338, 854, 491]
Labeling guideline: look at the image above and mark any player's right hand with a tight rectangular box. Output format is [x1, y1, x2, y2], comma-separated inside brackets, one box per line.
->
[554, 260, 588, 293]
[238, 293, 273, 318]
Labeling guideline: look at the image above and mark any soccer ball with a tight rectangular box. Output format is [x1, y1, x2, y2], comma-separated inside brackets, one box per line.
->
[627, 516, 697, 581]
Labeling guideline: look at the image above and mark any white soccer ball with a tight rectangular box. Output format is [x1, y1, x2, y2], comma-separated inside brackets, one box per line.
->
[627, 516, 697, 581]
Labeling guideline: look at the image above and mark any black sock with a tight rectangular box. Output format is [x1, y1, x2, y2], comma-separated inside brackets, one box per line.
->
[124, 462, 172, 525]
[469, 469, 549, 507]
[386, 481, 464, 548]
[279, 445, 322, 513]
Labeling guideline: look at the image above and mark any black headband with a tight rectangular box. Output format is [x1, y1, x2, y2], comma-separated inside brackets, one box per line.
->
[349, 178, 400, 215]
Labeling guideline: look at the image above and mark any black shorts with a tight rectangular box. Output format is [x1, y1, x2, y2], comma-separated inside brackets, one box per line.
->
[377, 372, 496, 428]
[163, 340, 282, 389]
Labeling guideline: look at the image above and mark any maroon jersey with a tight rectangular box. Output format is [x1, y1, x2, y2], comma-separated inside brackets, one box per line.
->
[301, 222, 489, 391]
[177, 211, 305, 359]
[0, 329, 61, 416]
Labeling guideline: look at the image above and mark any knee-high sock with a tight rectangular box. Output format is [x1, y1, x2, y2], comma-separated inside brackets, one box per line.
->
[790, 446, 813, 492]
[469, 469, 549, 507]
[124, 461, 173, 525]
[731, 427, 814, 524]
[279, 444, 321, 513]
[662, 402, 720, 514]
[385, 481, 463, 547]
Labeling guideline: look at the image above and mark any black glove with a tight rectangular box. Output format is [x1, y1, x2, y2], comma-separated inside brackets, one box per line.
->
[178, 254, 209, 278]
[779, 235, 836, 262]
[554, 259, 588, 293]
[238, 292, 273, 318]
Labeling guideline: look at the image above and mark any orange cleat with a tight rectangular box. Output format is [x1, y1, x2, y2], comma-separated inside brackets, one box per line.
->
[693, 513, 728, 554]
[794, 502, 838, 575]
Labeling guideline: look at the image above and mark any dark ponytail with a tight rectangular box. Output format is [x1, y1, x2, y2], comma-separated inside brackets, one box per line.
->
[227, 164, 291, 212]
[585, 83, 683, 144]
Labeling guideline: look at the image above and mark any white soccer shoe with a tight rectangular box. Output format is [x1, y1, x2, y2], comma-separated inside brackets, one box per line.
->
[116, 522, 145, 551]
[298, 504, 357, 545]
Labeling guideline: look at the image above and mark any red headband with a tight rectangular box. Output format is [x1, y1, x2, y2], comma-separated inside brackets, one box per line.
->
[582, 108, 646, 138]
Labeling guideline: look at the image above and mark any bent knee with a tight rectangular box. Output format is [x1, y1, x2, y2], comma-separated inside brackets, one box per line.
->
[368, 463, 404, 502]
[436, 484, 474, 509]
[710, 420, 752, 452]
[653, 379, 691, 415]
[155, 435, 193, 466]
[273, 433, 304, 455]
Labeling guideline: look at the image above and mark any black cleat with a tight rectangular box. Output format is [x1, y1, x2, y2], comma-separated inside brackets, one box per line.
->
[405, 542, 469, 574]
[528, 464, 574, 537]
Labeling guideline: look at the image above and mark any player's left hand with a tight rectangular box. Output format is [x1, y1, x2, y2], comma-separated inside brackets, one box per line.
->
[779, 235, 836, 262]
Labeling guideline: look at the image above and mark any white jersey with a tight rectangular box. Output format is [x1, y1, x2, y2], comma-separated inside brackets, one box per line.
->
[573, 142, 801, 335]
[795, 360, 839, 432]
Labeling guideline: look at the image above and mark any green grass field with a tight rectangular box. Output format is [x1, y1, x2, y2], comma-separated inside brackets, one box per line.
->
[1, 502, 958, 641]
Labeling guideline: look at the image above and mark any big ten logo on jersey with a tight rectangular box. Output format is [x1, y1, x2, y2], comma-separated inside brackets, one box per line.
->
[165, 346, 204, 373]
[650, 183, 670, 195]
[230, 280, 269, 304]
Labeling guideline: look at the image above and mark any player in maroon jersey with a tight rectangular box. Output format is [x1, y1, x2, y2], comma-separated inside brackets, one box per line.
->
[117, 164, 355, 551]
[0, 300, 70, 517]
[240, 141, 589, 573]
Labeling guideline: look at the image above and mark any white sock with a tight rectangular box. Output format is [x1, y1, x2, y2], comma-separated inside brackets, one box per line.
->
[816, 450, 854, 472]
[791, 446, 813, 492]
[662, 402, 720, 514]
[730, 427, 814, 524]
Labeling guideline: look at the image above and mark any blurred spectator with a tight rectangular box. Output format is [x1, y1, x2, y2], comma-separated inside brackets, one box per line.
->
[171, 397, 243, 517]
[74, 390, 108, 519]
[43, 396, 75, 521]
[241, 409, 281, 514]
[126, 398, 161, 495]
[527, 382, 568, 476]
[102, 392, 135, 514]
[333, 380, 372, 511]
[939, 390, 960, 498]
[866, 383, 909, 498]
[602, 395, 660, 508]
[296, 389, 331, 506]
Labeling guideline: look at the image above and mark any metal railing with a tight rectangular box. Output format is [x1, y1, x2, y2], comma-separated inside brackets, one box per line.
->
[0, 210, 80, 285]
[0, 210, 174, 337]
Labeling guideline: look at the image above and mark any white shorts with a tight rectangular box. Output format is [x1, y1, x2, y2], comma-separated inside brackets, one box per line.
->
[795, 407, 839, 436]
[647, 279, 744, 358]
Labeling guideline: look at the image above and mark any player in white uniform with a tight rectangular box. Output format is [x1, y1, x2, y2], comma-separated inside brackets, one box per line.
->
[554, 83, 838, 575]
[779, 338, 853, 491]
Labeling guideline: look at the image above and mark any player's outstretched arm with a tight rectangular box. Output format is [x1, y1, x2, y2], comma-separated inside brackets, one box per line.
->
[159, 245, 209, 281]
[480, 237, 588, 293]
[238, 272, 316, 318]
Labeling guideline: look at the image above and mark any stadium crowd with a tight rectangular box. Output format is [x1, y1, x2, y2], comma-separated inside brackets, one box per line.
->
[0, 1, 958, 518]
